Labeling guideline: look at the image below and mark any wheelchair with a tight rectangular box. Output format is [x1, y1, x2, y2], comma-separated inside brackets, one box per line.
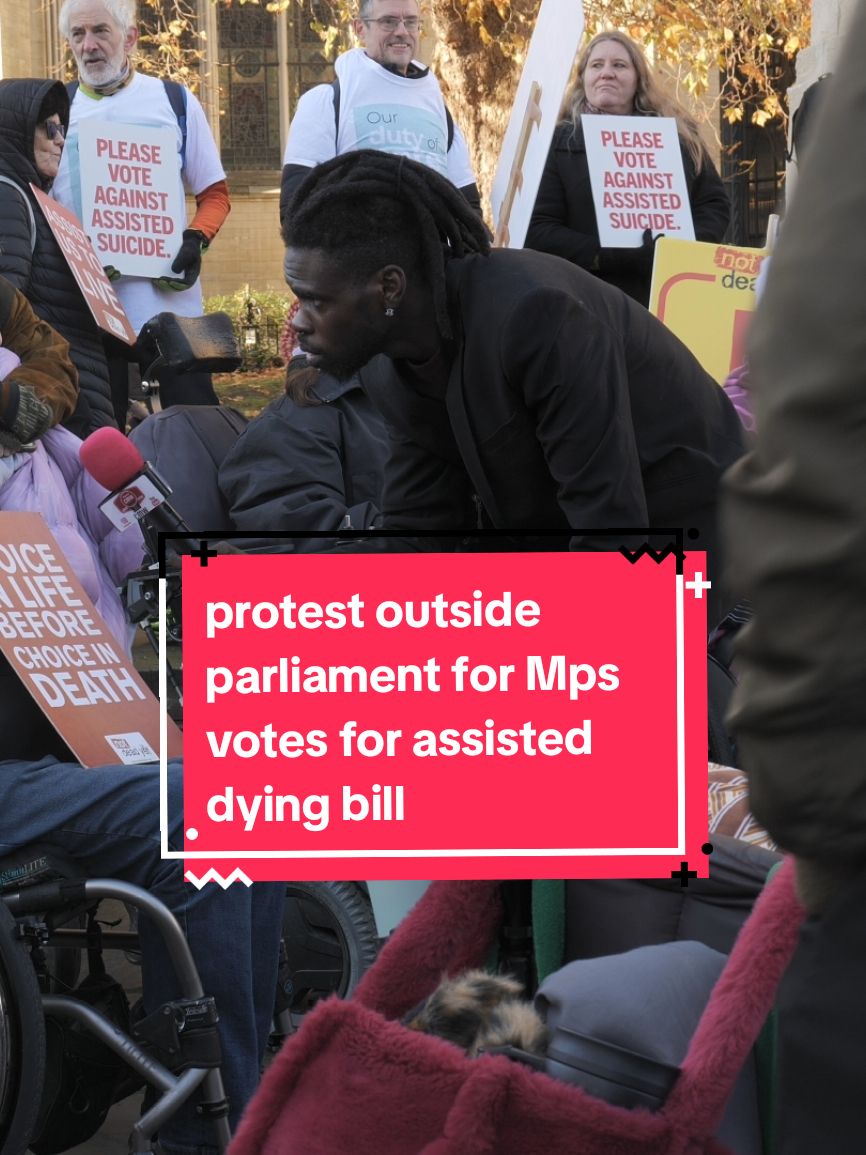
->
[0, 841, 384, 1154]
[0, 845, 232, 1155]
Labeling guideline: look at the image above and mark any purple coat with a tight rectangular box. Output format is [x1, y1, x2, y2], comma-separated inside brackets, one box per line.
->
[0, 424, 144, 651]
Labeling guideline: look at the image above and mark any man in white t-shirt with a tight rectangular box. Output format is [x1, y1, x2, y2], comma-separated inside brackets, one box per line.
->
[54, 0, 230, 418]
[280, 0, 481, 229]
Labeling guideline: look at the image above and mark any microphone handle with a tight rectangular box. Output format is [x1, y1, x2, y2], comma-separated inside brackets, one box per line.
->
[140, 500, 193, 563]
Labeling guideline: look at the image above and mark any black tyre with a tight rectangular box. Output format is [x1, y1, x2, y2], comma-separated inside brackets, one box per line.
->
[279, 882, 379, 1026]
[0, 903, 46, 1155]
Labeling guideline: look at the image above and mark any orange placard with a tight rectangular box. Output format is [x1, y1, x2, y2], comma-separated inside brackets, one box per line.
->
[0, 512, 181, 765]
[31, 185, 136, 344]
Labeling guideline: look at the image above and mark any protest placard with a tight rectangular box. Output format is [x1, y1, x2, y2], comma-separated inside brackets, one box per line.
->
[77, 120, 183, 280]
[490, 0, 585, 247]
[649, 238, 768, 381]
[0, 512, 182, 766]
[582, 115, 695, 247]
[31, 186, 136, 344]
[177, 548, 710, 883]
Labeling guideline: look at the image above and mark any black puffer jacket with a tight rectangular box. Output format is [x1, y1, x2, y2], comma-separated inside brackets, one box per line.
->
[0, 78, 115, 435]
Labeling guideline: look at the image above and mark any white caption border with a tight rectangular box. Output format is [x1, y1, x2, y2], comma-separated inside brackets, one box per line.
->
[160, 573, 687, 859]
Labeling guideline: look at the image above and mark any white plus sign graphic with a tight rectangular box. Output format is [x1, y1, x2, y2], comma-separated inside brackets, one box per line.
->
[685, 572, 712, 599]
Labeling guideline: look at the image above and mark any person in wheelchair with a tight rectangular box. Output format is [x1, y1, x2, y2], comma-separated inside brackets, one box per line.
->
[0, 287, 285, 1153]
[218, 348, 388, 549]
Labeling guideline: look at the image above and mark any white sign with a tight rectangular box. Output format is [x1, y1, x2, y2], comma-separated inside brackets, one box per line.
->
[78, 120, 183, 278]
[582, 114, 695, 247]
[105, 731, 159, 764]
[490, 0, 585, 248]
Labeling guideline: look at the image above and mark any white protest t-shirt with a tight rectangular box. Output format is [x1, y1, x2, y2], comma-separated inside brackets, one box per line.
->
[283, 48, 476, 190]
[53, 73, 225, 335]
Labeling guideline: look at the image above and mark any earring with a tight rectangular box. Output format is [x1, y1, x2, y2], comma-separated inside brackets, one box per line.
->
[385, 306, 395, 317]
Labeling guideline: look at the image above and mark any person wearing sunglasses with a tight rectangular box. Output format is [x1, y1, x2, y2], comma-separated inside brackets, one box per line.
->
[279, 0, 481, 231]
[0, 77, 116, 437]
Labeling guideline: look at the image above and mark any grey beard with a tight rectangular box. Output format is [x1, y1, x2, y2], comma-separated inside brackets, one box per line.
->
[85, 57, 132, 94]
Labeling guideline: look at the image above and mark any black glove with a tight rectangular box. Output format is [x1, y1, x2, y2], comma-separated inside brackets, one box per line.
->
[0, 381, 52, 445]
[103, 264, 121, 282]
[597, 230, 664, 277]
[154, 229, 207, 292]
[638, 227, 664, 273]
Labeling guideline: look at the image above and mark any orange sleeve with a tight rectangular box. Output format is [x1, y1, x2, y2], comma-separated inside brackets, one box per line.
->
[189, 179, 231, 243]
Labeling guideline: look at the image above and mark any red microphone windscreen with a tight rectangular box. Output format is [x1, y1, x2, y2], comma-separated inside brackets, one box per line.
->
[79, 426, 147, 492]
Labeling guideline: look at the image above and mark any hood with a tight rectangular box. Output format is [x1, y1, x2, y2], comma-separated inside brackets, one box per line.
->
[0, 78, 70, 190]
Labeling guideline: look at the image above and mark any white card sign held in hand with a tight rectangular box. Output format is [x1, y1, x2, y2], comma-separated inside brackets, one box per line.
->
[582, 115, 695, 247]
[77, 119, 183, 279]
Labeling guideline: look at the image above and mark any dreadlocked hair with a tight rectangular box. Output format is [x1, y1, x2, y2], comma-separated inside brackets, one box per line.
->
[282, 150, 490, 341]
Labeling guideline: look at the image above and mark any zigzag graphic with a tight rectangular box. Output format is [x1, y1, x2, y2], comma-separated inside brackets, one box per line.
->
[619, 543, 683, 565]
[184, 867, 253, 889]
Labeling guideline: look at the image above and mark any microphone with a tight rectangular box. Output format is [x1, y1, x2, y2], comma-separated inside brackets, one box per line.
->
[80, 426, 191, 559]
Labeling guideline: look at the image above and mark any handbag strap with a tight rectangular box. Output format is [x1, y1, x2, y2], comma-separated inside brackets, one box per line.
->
[661, 857, 803, 1139]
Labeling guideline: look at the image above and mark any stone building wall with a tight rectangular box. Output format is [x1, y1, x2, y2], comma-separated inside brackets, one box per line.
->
[198, 193, 285, 300]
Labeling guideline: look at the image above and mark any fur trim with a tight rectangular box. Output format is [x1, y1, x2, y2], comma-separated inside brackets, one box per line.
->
[406, 969, 548, 1056]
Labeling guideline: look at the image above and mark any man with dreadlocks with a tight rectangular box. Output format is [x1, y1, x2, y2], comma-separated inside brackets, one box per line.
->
[282, 150, 745, 626]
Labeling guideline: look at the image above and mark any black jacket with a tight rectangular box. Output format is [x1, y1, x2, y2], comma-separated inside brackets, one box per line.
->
[219, 372, 388, 547]
[526, 120, 731, 306]
[0, 78, 115, 435]
[364, 249, 744, 621]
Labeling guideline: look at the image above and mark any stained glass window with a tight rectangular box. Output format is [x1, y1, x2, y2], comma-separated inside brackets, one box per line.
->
[216, 3, 279, 171]
[216, 1, 338, 174]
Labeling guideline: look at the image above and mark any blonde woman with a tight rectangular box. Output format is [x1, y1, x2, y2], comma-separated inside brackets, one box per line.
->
[526, 31, 730, 306]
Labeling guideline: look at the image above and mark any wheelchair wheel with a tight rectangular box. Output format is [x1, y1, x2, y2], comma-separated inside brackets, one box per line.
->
[280, 881, 379, 1026]
[0, 902, 46, 1155]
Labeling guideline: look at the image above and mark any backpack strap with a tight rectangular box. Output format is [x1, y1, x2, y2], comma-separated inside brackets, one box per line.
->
[331, 75, 454, 151]
[0, 176, 36, 255]
[66, 78, 188, 168]
[331, 76, 341, 152]
[162, 78, 188, 169]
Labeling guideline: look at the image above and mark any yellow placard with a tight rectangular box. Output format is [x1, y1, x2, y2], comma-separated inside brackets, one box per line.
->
[649, 238, 768, 383]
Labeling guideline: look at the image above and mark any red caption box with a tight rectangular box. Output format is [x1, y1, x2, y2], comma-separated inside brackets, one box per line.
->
[177, 551, 709, 881]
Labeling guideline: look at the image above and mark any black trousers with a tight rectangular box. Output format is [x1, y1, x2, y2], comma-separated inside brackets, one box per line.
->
[775, 865, 866, 1153]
